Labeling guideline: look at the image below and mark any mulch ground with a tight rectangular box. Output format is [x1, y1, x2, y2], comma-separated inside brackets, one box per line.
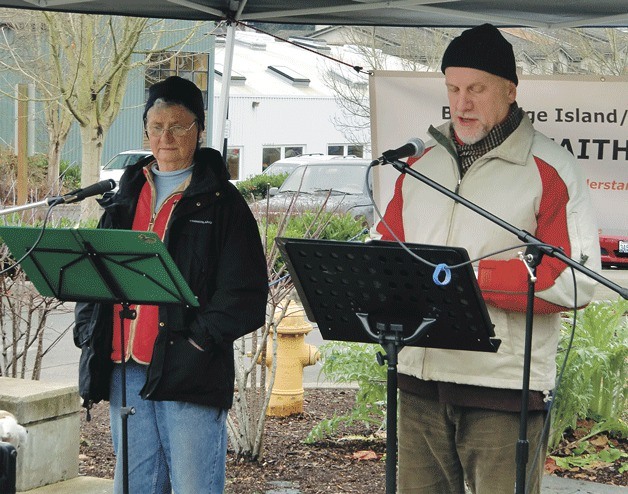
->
[79, 388, 626, 493]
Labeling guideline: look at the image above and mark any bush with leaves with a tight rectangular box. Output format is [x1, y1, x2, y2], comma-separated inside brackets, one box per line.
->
[260, 211, 368, 275]
[0, 147, 81, 203]
[305, 341, 387, 443]
[550, 298, 628, 449]
[236, 172, 288, 202]
[308, 298, 628, 453]
[59, 160, 81, 190]
[262, 211, 368, 245]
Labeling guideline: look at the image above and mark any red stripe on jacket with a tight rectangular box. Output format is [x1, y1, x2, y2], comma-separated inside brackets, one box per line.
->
[377, 153, 573, 314]
[375, 154, 426, 241]
[479, 157, 572, 313]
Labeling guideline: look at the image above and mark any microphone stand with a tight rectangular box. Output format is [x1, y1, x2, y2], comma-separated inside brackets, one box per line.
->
[0, 180, 116, 216]
[0, 198, 60, 216]
[384, 158, 626, 494]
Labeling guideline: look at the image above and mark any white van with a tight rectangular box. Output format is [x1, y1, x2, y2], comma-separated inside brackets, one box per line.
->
[100, 149, 152, 185]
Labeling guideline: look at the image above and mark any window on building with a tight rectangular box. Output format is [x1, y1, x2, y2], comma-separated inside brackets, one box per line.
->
[328, 144, 363, 157]
[263, 148, 280, 169]
[267, 65, 310, 86]
[284, 146, 303, 158]
[226, 147, 241, 180]
[348, 145, 364, 157]
[214, 64, 246, 84]
[146, 52, 209, 102]
[262, 146, 304, 169]
[144, 52, 209, 147]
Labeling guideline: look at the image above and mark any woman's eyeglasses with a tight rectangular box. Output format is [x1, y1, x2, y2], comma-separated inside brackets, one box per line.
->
[146, 120, 197, 138]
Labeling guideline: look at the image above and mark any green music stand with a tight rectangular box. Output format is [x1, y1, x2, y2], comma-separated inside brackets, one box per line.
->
[0, 226, 198, 306]
[0, 226, 198, 494]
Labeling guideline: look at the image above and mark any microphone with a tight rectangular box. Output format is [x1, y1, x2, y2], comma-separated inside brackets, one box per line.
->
[47, 179, 116, 206]
[381, 138, 425, 162]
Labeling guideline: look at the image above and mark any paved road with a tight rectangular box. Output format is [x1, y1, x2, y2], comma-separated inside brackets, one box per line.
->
[37, 269, 627, 385]
[37, 302, 332, 386]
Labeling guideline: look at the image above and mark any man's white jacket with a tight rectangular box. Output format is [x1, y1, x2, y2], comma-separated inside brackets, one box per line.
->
[373, 114, 600, 392]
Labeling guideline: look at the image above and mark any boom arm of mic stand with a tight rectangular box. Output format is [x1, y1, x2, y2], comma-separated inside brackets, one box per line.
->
[387, 159, 627, 300]
[0, 199, 54, 216]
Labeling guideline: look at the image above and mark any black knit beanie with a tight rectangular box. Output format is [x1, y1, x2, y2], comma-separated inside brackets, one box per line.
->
[143, 76, 206, 130]
[441, 24, 518, 86]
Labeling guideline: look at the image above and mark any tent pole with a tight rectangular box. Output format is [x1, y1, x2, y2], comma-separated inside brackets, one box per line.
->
[213, 23, 235, 150]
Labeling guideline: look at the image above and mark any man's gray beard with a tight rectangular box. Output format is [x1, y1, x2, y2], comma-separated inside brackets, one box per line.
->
[455, 127, 488, 145]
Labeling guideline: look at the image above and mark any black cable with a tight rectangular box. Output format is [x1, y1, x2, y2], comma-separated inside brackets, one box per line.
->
[365, 163, 558, 272]
[234, 20, 371, 75]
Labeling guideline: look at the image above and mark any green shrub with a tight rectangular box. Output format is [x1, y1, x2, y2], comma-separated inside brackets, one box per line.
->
[550, 299, 628, 448]
[262, 211, 368, 247]
[305, 341, 387, 443]
[260, 212, 368, 277]
[0, 149, 49, 201]
[0, 147, 82, 201]
[237, 173, 288, 202]
[59, 161, 81, 191]
[306, 299, 628, 450]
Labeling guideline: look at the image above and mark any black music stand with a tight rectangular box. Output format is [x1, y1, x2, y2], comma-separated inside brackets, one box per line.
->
[276, 237, 499, 494]
[0, 226, 198, 494]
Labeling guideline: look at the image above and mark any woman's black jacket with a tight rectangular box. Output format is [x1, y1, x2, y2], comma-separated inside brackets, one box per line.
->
[73, 148, 268, 410]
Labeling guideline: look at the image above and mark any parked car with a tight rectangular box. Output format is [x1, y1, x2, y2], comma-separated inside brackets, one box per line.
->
[252, 158, 374, 226]
[599, 230, 628, 268]
[100, 149, 152, 185]
[262, 154, 361, 176]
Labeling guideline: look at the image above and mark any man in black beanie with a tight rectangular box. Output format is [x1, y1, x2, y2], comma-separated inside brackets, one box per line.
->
[373, 23, 600, 494]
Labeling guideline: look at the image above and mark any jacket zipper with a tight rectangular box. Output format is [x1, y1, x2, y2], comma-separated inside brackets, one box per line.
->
[127, 190, 182, 361]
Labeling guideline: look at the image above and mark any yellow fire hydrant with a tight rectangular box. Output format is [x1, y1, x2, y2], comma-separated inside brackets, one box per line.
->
[263, 304, 320, 417]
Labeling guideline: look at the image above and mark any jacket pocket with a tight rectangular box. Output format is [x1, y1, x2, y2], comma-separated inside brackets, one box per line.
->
[173, 229, 212, 299]
[158, 332, 226, 398]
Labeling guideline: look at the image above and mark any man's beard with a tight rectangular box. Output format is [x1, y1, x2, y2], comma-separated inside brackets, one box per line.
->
[453, 120, 489, 145]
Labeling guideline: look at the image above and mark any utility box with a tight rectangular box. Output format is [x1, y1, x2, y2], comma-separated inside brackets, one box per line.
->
[0, 378, 80, 492]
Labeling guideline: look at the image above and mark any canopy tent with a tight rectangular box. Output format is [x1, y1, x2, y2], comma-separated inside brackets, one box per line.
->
[2, 0, 625, 151]
[0, 0, 626, 29]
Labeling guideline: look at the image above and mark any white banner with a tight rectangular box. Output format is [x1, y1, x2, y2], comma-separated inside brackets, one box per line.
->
[369, 72, 628, 233]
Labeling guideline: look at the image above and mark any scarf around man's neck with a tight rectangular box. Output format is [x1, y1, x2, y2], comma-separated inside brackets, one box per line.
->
[453, 103, 524, 176]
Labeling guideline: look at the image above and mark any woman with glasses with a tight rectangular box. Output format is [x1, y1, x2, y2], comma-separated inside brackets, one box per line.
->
[74, 76, 269, 493]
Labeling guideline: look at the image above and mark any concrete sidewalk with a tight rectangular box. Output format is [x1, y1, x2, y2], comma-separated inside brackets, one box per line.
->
[20, 475, 626, 494]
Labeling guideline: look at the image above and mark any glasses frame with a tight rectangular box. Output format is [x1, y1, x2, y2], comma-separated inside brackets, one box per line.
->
[145, 120, 198, 138]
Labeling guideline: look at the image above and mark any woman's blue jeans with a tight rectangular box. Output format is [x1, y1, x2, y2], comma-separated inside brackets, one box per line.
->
[109, 361, 228, 493]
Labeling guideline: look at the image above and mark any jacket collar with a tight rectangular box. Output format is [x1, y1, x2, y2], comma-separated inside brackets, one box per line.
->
[430, 113, 534, 167]
[98, 147, 229, 216]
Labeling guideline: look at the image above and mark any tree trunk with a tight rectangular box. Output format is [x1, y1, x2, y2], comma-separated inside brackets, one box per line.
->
[79, 124, 105, 221]
[47, 140, 62, 195]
